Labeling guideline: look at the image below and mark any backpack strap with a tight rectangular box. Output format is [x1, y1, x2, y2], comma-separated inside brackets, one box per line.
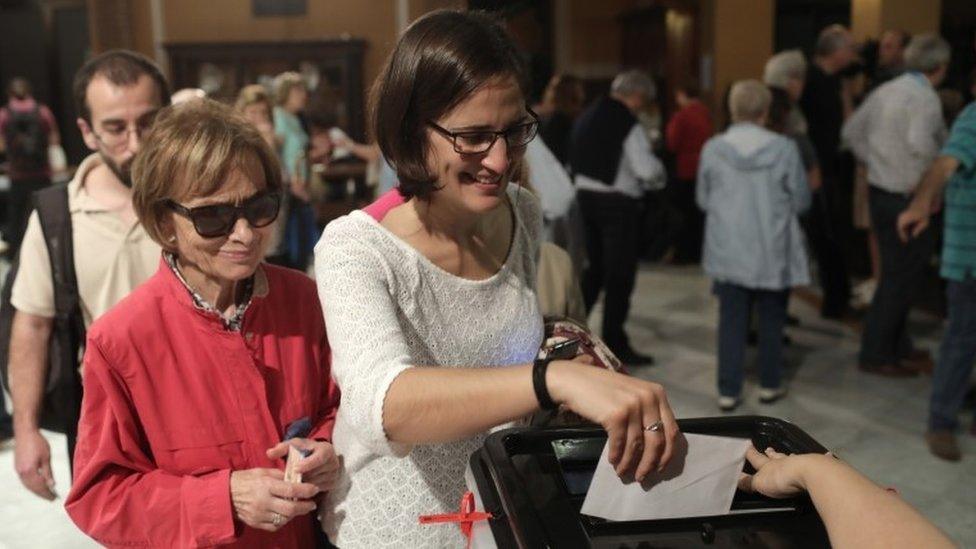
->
[34, 185, 82, 326]
[33, 185, 85, 442]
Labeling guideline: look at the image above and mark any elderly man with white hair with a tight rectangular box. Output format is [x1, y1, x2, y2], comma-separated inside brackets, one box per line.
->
[697, 80, 811, 411]
[569, 70, 665, 365]
[842, 34, 951, 378]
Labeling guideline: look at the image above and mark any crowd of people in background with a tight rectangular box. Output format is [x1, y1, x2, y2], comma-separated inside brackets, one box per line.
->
[527, 24, 976, 462]
[0, 7, 971, 547]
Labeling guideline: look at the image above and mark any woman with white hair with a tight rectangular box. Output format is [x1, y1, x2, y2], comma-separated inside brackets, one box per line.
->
[697, 79, 811, 411]
[764, 50, 819, 184]
[764, 50, 807, 103]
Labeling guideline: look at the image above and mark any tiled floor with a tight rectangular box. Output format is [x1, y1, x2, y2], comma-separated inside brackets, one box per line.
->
[1, 263, 974, 547]
[602, 264, 976, 546]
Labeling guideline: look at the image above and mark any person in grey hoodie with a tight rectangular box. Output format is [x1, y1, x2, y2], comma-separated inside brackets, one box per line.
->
[697, 80, 812, 411]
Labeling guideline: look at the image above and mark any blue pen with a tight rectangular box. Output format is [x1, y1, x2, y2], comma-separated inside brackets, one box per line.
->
[284, 416, 313, 457]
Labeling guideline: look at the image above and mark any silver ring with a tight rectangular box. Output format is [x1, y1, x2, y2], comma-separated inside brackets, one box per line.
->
[644, 420, 664, 433]
[272, 512, 283, 526]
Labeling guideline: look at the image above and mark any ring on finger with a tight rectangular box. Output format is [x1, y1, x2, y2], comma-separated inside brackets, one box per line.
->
[272, 512, 283, 526]
[643, 420, 664, 433]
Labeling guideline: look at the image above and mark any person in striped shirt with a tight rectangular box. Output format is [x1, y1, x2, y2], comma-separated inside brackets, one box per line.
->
[898, 100, 976, 461]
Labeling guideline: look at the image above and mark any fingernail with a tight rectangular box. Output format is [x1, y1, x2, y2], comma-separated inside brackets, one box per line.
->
[636, 474, 645, 482]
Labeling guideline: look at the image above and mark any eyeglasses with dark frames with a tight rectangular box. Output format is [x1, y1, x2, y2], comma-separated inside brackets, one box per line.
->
[427, 110, 539, 154]
[90, 110, 161, 151]
[164, 191, 281, 239]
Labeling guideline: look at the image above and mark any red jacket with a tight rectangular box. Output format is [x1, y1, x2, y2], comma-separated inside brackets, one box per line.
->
[666, 100, 713, 180]
[66, 260, 339, 548]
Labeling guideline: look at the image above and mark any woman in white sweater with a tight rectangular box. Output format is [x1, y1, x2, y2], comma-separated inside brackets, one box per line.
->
[314, 10, 678, 547]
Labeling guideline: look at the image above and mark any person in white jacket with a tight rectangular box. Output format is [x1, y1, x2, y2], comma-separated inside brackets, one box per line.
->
[697, 80, 811, 411]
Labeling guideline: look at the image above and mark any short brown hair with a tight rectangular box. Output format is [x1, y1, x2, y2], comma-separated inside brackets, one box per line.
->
[73, 49, 170, 123]
[542, 73, 583, 115]
[132, 99, 282, 249]
[677, 81, 700, 99]
[371, 9, 528, 200]
[7, 77, 31, 100]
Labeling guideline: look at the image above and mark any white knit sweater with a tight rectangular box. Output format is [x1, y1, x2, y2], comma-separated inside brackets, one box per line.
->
[313, 185, 544, 547]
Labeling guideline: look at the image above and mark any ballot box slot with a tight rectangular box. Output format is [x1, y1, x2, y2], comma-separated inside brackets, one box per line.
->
[471, 416, 831, 548]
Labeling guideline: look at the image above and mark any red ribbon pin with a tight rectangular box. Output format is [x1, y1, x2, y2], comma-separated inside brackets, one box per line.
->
[419, 491, 493, 547]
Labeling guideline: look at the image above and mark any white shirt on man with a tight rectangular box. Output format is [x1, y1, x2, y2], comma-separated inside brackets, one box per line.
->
[842, 72, 947, 194]
[574, 124, 665, 198]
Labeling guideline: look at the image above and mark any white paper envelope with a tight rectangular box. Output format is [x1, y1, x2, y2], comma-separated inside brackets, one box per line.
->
[580, 433, 751, 522]
[283, 445, 305, 484]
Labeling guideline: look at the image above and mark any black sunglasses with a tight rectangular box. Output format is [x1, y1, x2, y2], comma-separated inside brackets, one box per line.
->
[164, 192, 281, 238]
[428, 110, 539, 154]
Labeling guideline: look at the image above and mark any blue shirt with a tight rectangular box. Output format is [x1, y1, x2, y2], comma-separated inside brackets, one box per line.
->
[940, 102, 976, 282]
[273, 107, 309, 183]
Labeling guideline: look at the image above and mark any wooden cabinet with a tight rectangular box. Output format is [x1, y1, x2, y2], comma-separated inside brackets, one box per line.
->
[165, 40, 367, 139]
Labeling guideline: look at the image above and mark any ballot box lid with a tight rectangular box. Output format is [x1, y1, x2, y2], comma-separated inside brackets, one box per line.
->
[469, 415, 831, 548]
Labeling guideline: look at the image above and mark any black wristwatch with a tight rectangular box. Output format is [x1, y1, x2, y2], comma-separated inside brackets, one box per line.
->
[533, 357, 559, 410]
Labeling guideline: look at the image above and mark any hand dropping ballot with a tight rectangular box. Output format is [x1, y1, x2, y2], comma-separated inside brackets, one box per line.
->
[580, 433, 751, 522]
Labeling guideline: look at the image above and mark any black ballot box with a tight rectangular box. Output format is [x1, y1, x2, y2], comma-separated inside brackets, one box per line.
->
[468, 416, 831, 548]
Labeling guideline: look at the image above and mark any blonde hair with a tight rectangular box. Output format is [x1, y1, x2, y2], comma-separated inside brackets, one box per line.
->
[235, 84, 273, 117]
[131, 99, 282, 249]
[273, 72, 306, 107]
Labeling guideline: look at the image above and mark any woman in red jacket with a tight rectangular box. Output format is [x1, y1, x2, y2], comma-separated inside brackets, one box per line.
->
[665, 83, 713, 264]
[65, 99, 340, 548]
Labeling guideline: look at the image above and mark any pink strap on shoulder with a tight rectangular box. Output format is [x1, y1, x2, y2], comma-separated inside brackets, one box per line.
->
[362, 189, 405, 221]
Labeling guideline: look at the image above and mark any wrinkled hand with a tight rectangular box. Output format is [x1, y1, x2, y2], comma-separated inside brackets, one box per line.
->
[896, 204, 930, 243]
[230, 468, 320, 532]
[266, 438, 340, 493]
[14, 428, 56, 500]
[737, 445, 808, 499]
[547, 360, 679, 482]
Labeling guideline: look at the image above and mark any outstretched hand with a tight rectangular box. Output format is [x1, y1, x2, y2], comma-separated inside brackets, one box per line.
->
[737, 445, 810, 499]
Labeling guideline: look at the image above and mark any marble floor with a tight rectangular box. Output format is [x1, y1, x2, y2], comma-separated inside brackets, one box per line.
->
[0, 263, 974, 547]
[600, 264, 976, 546]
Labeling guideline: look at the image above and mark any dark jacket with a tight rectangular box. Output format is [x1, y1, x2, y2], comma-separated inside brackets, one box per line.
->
[569, 96, 636, 185]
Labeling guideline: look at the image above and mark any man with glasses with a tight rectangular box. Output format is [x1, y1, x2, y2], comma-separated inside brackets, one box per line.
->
[569, 70, 665, 366]
[8, 50, 169, 500]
